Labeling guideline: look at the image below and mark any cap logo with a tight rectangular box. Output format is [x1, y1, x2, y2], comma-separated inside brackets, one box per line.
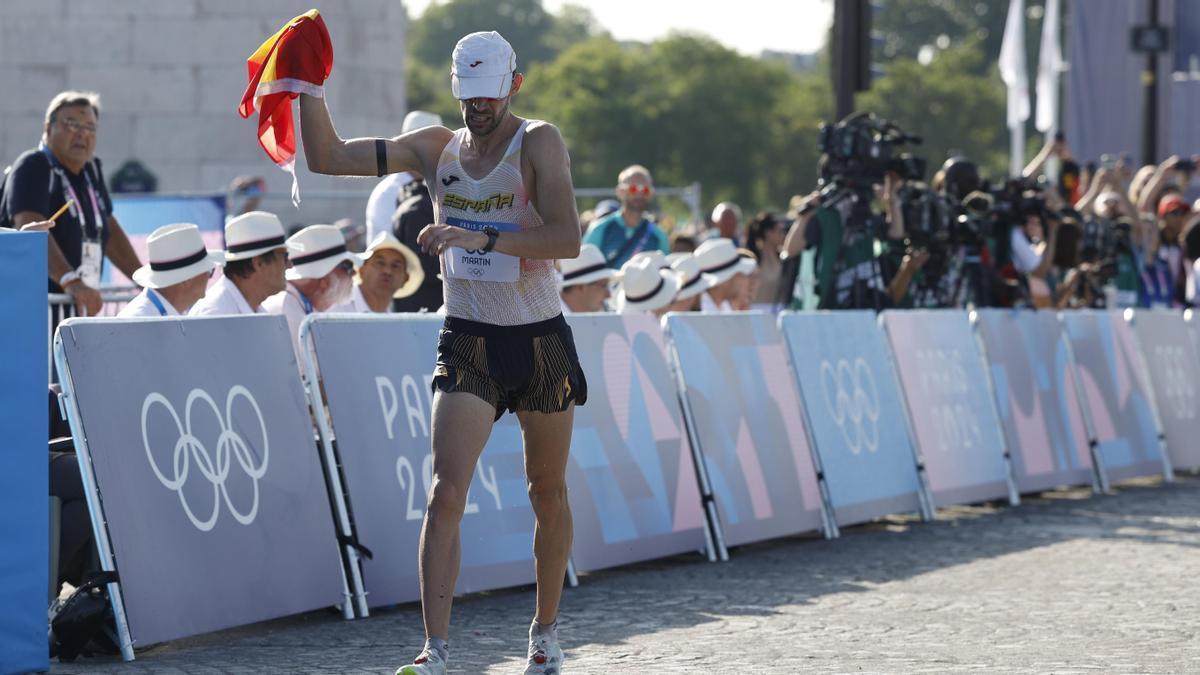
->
[469, 60, 484, 68]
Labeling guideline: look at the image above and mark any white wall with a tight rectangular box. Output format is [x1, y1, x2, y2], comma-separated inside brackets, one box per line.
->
[0, 0, 409, 226]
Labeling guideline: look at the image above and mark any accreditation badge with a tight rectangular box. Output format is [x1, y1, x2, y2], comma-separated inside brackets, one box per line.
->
[441, 217, 519, 282]
[79, 240, 102, 288]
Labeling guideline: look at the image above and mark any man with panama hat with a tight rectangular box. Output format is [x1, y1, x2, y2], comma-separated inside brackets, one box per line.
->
[118, 223, 224, 317]
[263, 224, 362, 363]
[331, 231, 424, 313]
[664, 252, 716, 312]
[693, 237, 756, 313]
[558, 243, 615, 314]
[190, 210, 289, 316]
[615, 255, 679, 316]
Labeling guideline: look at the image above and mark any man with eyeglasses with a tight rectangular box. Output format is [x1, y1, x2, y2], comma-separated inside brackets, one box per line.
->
[583, 164, 670, 269]
[0, 91, 141, 316]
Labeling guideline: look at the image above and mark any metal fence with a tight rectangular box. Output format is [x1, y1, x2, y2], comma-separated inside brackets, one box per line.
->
[47, 286, 140, 380]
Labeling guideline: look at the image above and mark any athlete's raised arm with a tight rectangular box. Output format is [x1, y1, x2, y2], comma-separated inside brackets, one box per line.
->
[298, 93, 452, 178]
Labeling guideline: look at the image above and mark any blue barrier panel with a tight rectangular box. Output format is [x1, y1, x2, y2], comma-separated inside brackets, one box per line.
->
[0, 232, 49, 675]
[54, 316, 346, 651]
[1061, 311, 1170, 482]
[565, 314, 708, 571]
[779, 311, 928, 526]
[881, 310, 1014, 507]
[974, 310, 1096, 493]
[664, 313, 825, 548]
[306, 315, 534, 607]
[1127, 310, 1200, 471]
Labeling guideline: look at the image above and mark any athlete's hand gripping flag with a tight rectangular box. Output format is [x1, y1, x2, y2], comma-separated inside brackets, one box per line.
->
[238, 9, 333, 206]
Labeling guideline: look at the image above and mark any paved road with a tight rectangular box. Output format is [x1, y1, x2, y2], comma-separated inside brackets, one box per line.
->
[52, 475, 1200, 674]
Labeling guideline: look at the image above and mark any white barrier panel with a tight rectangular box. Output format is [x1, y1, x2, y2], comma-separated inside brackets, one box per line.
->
[973, 310, 1096, 493]
[1061, 311, 1172, 483]
[564, 314, 710, 570]
[305, 315, 533, 607]
[54, 316, 347, 655]
[664, 313, 827, 549]
[1126, 310, 1199, 471]
[779, 311, 932, 526]
[881, 310, 1016, 507]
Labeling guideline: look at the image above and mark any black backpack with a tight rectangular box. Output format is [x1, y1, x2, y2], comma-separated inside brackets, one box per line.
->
[48, 570, 121, 661]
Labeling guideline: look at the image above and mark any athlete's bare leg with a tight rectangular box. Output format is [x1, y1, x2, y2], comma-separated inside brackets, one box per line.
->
[419, 390, 496, 641]
[516, 405, 575, 624]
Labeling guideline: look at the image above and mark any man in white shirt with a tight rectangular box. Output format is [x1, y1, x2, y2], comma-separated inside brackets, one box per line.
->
[615, 256, 679, 317]
[263, 224, 361, 362]
[331, 231, 424, 313]
[364, 110, 443, 242]
[693, 237, 756, 312]
[558, 243, 615, 314]
[191, 211, 289, 316]
[118, 223, 223, 317]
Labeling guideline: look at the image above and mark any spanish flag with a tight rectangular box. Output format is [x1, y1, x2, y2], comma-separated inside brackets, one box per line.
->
[239, 9, 333, 205]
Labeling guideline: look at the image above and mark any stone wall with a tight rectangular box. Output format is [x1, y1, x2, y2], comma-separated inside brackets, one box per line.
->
[0, 0, 409, 225]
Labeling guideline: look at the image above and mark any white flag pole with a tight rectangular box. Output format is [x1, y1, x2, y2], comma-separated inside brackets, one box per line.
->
[999, 0, 1030, 177]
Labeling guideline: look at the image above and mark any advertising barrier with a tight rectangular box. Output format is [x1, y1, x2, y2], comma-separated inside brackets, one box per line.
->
[664, 313, 827, 550]
[1125, 310, 1200, 472]
[54, 316, 347, 655]
[0, 232, 49, 675]
[305, 315, 535, 608]
[1060, 311, 1172, 483]
[881, 311, 1016, 507]
[564, 314, 710, 570]
[973, 310, 1096, 493]
[779, 311, 932, 526]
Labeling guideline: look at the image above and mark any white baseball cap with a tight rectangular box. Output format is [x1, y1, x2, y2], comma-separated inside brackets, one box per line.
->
[132, 223, 224, 289]
[451, 31, 517, 100]
[402, 110, 443, 134]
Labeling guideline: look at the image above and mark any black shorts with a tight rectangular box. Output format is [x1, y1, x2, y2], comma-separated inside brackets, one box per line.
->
[432, 314, 588, 420]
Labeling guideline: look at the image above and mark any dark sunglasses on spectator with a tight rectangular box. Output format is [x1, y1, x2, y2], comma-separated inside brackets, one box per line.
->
[336, 260, 355, 274]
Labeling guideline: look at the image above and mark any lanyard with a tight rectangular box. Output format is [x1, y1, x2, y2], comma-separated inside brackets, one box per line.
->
[294, 287, 314, 314]
[146, 289, 169, 317]
[40, 143, 104, 242]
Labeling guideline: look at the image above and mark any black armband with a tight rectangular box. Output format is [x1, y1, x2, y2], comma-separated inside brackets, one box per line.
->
[375, 138, 387, 177]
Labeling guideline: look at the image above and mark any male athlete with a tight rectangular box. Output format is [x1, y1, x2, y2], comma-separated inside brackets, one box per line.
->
[298, 30, 584, 675]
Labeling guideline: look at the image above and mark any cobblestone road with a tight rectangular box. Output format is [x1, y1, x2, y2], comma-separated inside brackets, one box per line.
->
[51, 475, 1200, 674]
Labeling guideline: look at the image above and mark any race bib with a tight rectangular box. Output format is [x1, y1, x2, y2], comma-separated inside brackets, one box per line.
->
[79, 240, 102, 288]
[442, 217, 520, 282]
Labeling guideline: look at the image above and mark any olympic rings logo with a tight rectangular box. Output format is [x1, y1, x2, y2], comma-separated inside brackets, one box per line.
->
[1153, 345, 1196, 420]
[140, 386, 270, 532]
[819, 357, 880, 454]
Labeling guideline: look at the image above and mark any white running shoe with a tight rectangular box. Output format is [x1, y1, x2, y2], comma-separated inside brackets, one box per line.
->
[524, 631, 565, 675]
[396, 648, 447, 675]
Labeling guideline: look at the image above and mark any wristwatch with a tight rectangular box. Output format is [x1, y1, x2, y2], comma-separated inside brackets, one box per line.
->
[481, 226, 500, 253]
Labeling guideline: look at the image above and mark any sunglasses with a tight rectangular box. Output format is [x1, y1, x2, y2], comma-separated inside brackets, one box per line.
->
[623, 184, 653, 195]
[336, 260, 355, 274]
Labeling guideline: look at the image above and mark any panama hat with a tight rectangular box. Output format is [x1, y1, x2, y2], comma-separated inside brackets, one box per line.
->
[561, 244, 617, 287]
[630, 250, 669, 269]
[132, 223, 224, 289]
[360, 231, 425, 299]
[693, 237, 756, 286]
[669, 253, 716, 301]
[285, 224, 364, 281]
[224, 210, 287, 261]
[616, 257, 679, 313]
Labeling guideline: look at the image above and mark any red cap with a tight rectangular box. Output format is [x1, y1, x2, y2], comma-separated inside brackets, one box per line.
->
[1158, 193, 1189, 217]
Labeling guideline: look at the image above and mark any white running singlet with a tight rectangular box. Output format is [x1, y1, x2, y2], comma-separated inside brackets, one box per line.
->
[433, 120, 560, 325]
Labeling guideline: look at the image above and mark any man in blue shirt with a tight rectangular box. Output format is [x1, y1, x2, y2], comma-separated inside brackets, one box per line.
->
[583, 164, 669, 268]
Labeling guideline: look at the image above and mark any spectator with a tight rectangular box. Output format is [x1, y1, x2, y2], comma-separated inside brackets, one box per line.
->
[744, 211, 788, 308]
[733, 248, 760, 311]
[263, 224, 361, 362]
[226, 175, 266, 220]
[583, 164, 669, 268]
[117, 224, 223, 317]
[1144, 192, 1190, 307]
[331, 231, 423, 313]
[336, 217, 367, 253]
[665, 252, 715, 312]
[693, 237, 756, 312]
[0, 91, 141, 316]
[670, 232, 697, 253]
[558, 243, 615, 314]
[392, 163, 442, 313]
[1076, 167, 1136, 221]
[191, 211, 289, 316]
[709, 202, 743, 245]
[615, 256, 679, 317]
[365, 110, 443, 242]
